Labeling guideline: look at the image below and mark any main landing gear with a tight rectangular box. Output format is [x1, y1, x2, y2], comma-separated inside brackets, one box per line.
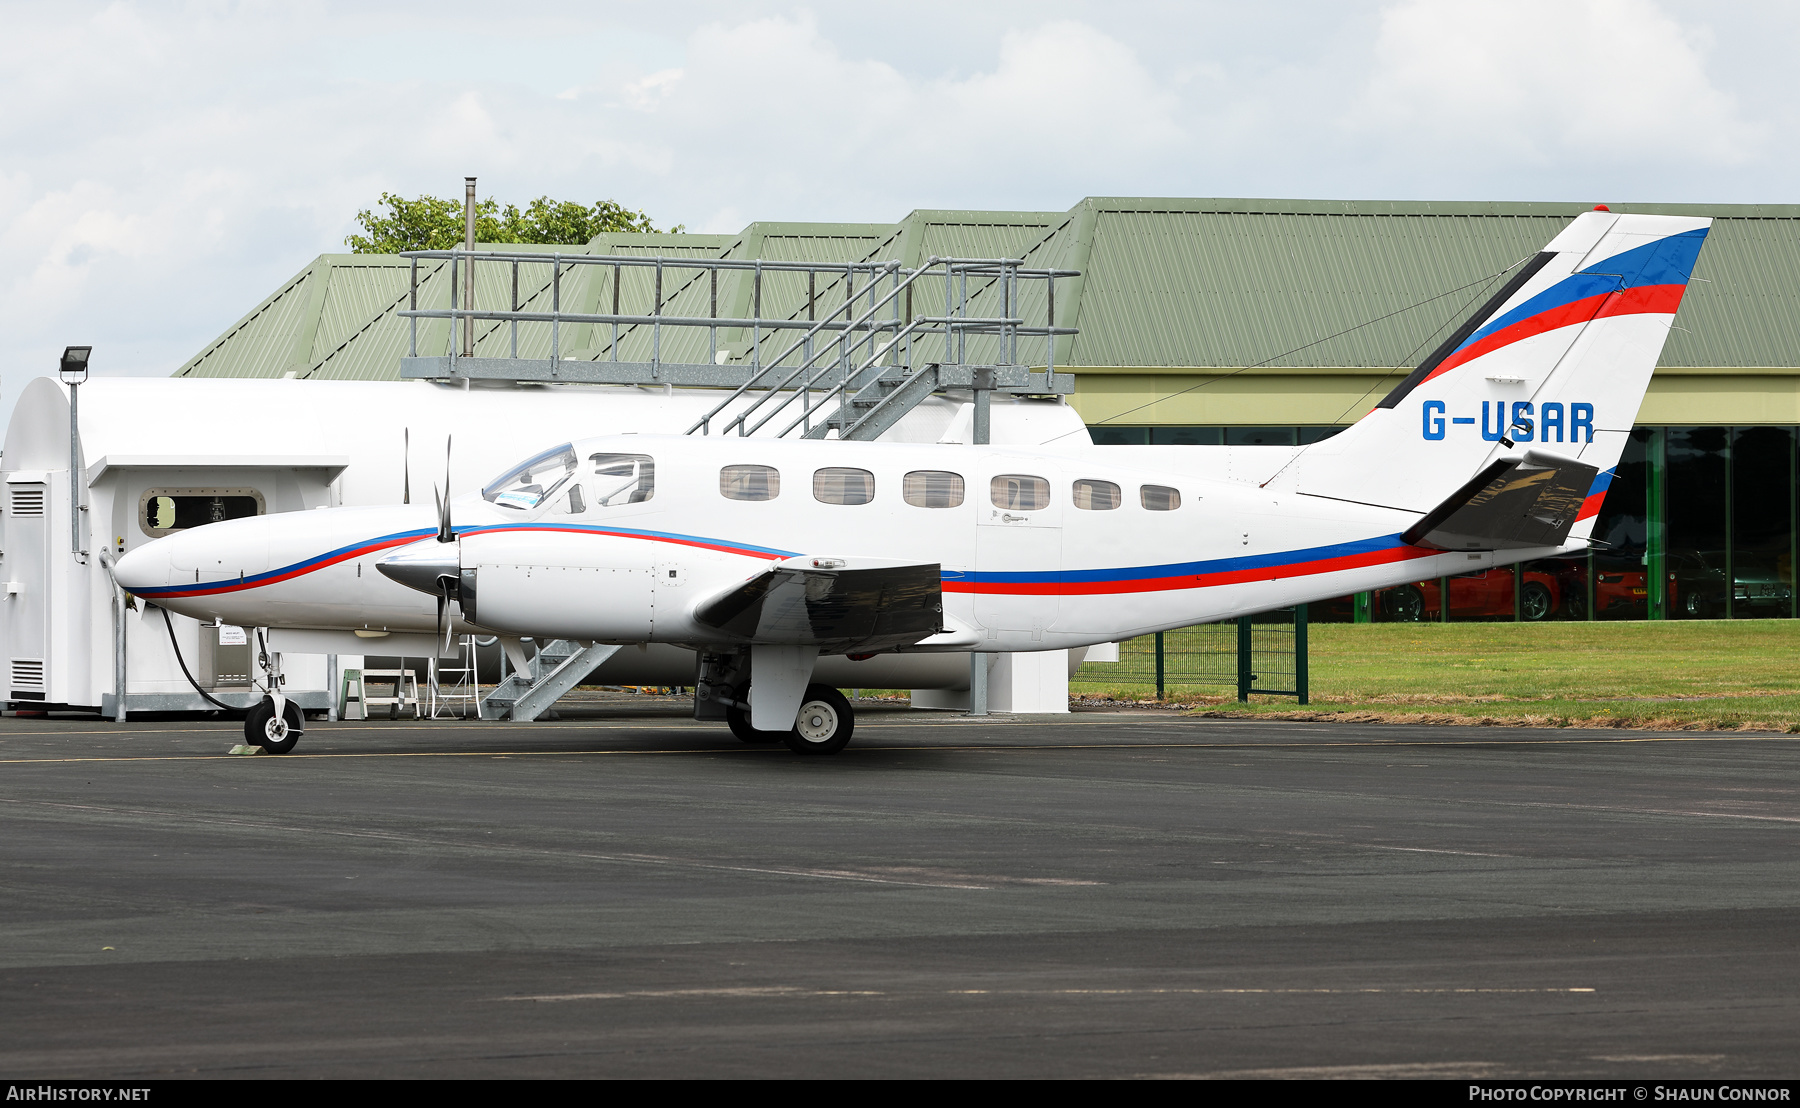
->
[726, 683, 855, 755]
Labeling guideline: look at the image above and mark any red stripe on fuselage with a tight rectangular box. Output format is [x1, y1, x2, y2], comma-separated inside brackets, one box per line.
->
[943, 541, 1438, 596]
[146, 533, 428, 599]
[1420, 283, 1688, 387]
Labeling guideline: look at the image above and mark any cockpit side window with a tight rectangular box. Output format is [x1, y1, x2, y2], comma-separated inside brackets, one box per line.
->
[589, 453, 655, 506]
[483, 444, 578, 512]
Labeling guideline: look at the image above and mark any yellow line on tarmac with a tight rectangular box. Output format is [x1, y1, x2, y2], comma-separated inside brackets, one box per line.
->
[0, 731, 1795, 765]
[0, 721, 698, 738]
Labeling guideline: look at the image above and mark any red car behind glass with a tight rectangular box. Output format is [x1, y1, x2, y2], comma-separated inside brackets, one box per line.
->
[1557, 563, 1652, 617]
[1379, 568, 1563, 621]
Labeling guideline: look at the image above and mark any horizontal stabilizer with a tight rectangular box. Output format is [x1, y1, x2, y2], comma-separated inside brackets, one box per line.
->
[1402, 450, 1599, 551]
[692, 557, 944, 652]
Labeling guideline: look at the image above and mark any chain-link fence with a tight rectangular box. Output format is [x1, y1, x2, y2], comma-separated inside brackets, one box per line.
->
[1071, 607, 1309, 703]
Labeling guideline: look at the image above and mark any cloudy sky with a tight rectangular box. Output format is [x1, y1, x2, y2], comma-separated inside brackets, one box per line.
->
[0, 0, 1790, 430]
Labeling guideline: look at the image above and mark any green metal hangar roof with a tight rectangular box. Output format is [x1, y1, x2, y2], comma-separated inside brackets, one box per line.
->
[177, 197, 1800, 429]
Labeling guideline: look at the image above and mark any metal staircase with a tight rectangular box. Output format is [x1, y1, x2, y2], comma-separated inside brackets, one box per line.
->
[478, 639, 620, 721]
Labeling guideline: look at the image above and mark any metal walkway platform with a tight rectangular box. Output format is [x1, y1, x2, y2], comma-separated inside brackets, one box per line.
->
[395, 249, 1078, 441]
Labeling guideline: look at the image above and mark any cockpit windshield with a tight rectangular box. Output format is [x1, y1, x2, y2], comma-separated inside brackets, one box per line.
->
[482, 443, 578, 511]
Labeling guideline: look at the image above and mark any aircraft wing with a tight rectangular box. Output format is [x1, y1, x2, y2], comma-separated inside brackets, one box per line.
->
[1403, 449, 1600, 552]
[691, 556, 944, 653]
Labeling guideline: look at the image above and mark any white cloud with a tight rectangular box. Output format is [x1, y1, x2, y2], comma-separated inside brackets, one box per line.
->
[1357, 0, 1760, 168]
[636, 15, 1184, 215]
[624, 69, 686, 111]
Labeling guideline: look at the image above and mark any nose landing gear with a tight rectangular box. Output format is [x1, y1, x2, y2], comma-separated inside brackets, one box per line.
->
[246, 698, 305, 754]
[244, 631, 305, 754]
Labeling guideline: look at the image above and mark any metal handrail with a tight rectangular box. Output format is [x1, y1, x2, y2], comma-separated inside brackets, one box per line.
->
[398, 308, 902, 332]
[772, 316, 938, 439]
[398, 248, 1078, 437]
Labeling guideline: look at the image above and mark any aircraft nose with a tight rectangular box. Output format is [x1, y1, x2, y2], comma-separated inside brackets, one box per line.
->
[112, 543, 171, 593]
[377, 543, 460, 596]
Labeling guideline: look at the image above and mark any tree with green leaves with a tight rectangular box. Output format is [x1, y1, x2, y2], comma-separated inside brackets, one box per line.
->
[345, 193, 683, 253]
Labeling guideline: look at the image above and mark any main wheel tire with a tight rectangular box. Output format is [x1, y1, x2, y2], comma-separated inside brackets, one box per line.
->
[1521, 581, 1554, 621]
[784, 685, 854, 756]
[246, 699, 305, 754]
[1385, 585, 1425, 622]
[726, 704, 787, 744]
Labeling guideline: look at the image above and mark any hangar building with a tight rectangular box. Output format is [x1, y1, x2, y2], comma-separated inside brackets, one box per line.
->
[179, 196, 1800, 623]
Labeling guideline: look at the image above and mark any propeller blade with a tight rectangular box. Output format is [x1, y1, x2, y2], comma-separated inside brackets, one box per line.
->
[403, 427, 411, 505]
[438, 434, 454, 543]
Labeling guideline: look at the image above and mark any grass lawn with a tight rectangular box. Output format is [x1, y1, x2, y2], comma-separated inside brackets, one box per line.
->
[1072, 620, 1800, 731]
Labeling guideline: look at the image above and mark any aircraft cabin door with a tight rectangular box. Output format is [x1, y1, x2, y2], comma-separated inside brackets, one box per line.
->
[974, 464, 1062, 642]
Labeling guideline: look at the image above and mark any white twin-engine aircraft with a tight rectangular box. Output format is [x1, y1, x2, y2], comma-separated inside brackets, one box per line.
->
[116, 210, 1710, 756]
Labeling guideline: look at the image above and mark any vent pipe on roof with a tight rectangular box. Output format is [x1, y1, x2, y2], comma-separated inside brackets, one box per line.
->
[463, 177, 477, 358]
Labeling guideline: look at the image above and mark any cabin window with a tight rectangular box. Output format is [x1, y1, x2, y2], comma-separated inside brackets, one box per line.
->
[1141, 484, 1182, 511]
[588, 453, 655, 506]
[1072, 479, 1121, 510]
[564, 485, 586, 514]
[813, 467, 875, 506]
[483, 443, 577, 511]
[720, 464, 780, 502]
[991, 474, 1050, 511]
[138, 488, 266, 539]
[903, 470, 964, 508]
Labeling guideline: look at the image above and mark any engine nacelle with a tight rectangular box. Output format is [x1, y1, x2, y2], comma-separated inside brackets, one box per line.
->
[458, 530, 659, 641]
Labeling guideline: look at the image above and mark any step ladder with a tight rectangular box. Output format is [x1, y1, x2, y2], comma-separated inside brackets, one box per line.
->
[478, 639, 620, 721]
[429, 639, 481, 719]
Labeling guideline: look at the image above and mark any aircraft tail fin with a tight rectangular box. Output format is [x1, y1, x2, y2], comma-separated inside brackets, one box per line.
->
[1295, 210, 1710, 525]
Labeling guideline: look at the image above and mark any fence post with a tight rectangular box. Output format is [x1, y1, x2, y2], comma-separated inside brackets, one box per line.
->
[1154, 631, 1165, 701]
[1646, 427, 1668, 620]
[1236, 617, 1253, 702]
[1294, 604, 1309, 706]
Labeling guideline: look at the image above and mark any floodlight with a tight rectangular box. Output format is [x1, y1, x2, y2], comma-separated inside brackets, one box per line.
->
[60, 346, 91, 385]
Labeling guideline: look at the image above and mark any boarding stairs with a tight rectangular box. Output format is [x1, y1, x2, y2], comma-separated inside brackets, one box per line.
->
[478, 638, 620, 722]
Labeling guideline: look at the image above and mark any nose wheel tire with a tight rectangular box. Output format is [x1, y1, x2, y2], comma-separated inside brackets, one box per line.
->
[246, 699, 305, 755]
[784, 685, 854, 756]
